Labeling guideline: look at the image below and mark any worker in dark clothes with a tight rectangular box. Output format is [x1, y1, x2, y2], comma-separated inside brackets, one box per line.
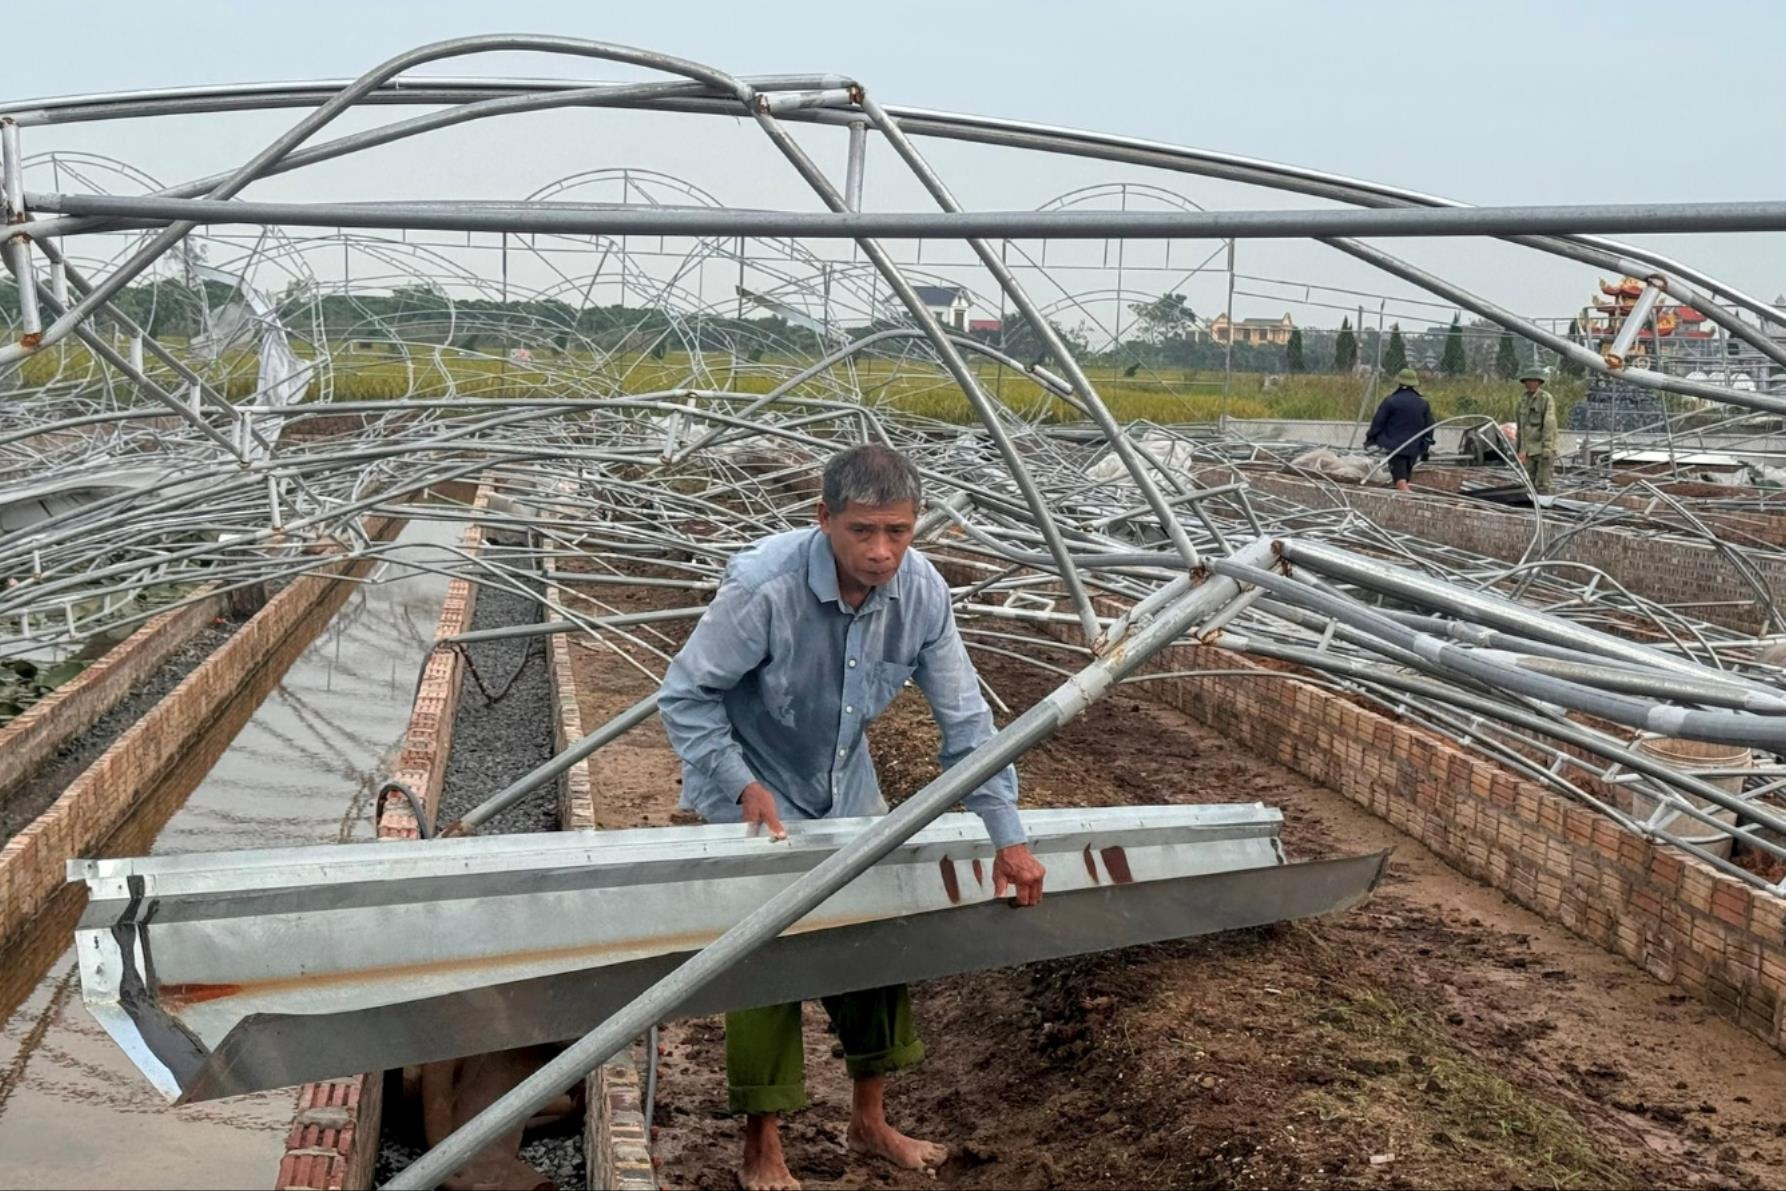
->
[1365, 367, 1437, 491]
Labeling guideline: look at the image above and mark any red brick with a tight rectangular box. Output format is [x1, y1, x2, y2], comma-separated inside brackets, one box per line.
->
[1681, 867, 1717, 913]
[1712, 885, 1751, 928]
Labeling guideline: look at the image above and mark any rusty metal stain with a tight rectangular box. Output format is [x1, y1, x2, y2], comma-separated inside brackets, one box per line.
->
[1082, 845, 1100, 883]
[939, 857, 961, 904]
[971, 858, 984, 887]
[137, 899, 946, 1011]
[1099, 845, 1134, 884]
[157, 982, 244, 1009]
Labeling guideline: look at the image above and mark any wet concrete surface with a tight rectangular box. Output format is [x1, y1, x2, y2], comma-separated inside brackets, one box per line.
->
[0, 520, 462, 1190]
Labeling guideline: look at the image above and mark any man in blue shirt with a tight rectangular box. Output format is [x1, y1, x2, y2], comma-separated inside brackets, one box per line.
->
[1365, 367, 1437, 491]
[660, 444, 1046, 1190]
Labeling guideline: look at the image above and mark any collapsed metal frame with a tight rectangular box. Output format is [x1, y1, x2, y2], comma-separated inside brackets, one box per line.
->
[2, 34, 1786, 1185]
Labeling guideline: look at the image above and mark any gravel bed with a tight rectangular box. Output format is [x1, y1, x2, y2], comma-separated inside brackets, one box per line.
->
[375, 1125, 583, 1190]
[1, 621, 238, 843]
[432, 573, 557, 835]
[0, 578, 297, 845]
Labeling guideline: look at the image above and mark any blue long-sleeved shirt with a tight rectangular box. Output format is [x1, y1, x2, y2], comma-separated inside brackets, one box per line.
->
[659, 526, 1024, 848]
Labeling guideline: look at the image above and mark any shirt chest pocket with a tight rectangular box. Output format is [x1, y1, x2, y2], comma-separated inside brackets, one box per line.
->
[862, 661, 915, 721]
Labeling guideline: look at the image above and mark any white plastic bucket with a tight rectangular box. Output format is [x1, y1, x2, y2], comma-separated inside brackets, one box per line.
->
[1631, 736, 1753, 859]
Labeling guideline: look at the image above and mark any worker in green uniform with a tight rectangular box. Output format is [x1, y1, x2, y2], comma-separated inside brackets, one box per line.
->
[1515, 365, 1559, 495]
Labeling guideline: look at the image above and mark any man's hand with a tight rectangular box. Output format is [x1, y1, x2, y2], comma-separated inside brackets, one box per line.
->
[992, 844, 1046, 907]
[1517, 451, 1528, 464]
[740, 782, 787, 840]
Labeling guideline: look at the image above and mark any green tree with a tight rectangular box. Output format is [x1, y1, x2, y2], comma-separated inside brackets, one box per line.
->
[1440, 316, 1468, 376]
[1494, 328, 1520, 379]
[1002, 312, 1089, 362]
[1333, 317, 1358, 372]
[1285, 328, 1307, 373]
[1559, 317, 1587, 377]
[1127, 292, 1195, 345]
[1383, 323, 1408, 374]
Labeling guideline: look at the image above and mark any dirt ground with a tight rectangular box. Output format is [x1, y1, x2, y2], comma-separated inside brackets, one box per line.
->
[567, 576, 1786, 1191]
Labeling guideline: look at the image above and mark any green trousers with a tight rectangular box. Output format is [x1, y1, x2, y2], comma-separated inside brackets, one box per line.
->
[726, 984, 925, 1115]
[1523, 454, 1555, 495]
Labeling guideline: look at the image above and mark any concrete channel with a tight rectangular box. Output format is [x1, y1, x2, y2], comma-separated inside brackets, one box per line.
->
[0, 519, 463, 1191]
[369, 554, 578, 1189]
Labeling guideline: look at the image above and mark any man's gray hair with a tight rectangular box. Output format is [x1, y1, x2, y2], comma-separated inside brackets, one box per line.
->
[821, 444, 924, 512]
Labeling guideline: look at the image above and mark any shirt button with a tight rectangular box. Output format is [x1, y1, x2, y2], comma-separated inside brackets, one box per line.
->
[845, 705, 854, 714]
[848, 658, 857, 668]
[837, 748, 847, 758]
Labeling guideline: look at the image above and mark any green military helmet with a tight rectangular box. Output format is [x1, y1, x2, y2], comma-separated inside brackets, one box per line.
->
[1519, 365, 1550, 384]
[1394, 367, 1420, 386]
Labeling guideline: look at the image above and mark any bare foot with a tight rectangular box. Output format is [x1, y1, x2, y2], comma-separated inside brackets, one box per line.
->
[739, 1114, 801, 1191]
[847, 1119, 948, 1171]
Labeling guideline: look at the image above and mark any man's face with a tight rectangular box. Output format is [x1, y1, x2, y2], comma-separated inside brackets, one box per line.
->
[1523, 379, 1543, 395]
[818, 500, 917, 591]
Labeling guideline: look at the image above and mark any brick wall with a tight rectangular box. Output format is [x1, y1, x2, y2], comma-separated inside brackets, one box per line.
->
[375, 487, 489, 841]
[923, 552, 1786, 1059]
[278, 490, 488, 1191]
[1224, 467, 1786, 633]
[1023, 602, 1786, 1056]
[0, 517, 399, 956]
[0, 584, 225, 800]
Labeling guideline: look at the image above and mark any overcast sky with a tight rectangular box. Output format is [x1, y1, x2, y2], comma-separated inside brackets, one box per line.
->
[8, 0, 1784, 332]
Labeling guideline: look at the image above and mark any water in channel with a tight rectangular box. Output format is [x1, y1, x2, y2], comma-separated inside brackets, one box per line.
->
[0, 520, 461, 1190]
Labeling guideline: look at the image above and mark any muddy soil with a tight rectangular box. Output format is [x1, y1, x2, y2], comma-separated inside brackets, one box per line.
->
[568, 575, 1786, 1191]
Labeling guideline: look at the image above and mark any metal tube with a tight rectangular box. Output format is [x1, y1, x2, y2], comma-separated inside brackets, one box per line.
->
[1217, 556, 1786, 753]
[1, 119, 41, 341]
[1607, 279, 1664, 367]
[33, 193, 1786, 241]
[1324, 236, 1786, 416]
[858, 94, 1204, 574]
[13, 73, 1784, 340]
[747, 98, 1106, 645]
[1509, 654, 1786, 714]
[0, 119, 22, 215]
[844, 121, 867, 212]
[1223, 631, 1786, 860]
[0, 34, 759, 364]
[387, 536, 1274, 1190]
[1275, 538, 1768, 690]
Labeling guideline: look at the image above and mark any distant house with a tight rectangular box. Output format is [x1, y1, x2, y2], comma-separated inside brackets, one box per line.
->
[913, 285, 971, 331]
[1205, 312, 1295, 346]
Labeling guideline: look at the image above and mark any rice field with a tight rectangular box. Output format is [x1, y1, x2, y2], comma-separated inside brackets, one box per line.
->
[11, 340, 1589, 426]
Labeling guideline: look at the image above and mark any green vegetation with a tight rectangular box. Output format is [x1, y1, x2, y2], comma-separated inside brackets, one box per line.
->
[1383, 323, 1409, 374]
[1440, 317, 1468, 376]
[1333, 317, 1358, 372]
[1494, 329, 1521, 379]
[4, 278, 1607, 426]
[0, 657, 87, 723]
[1308, 985, 1628, 1188]
[1560, 318, 1587, 378]
[1286, 328, 1307, 374]
[11, 336, 1597, 426]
